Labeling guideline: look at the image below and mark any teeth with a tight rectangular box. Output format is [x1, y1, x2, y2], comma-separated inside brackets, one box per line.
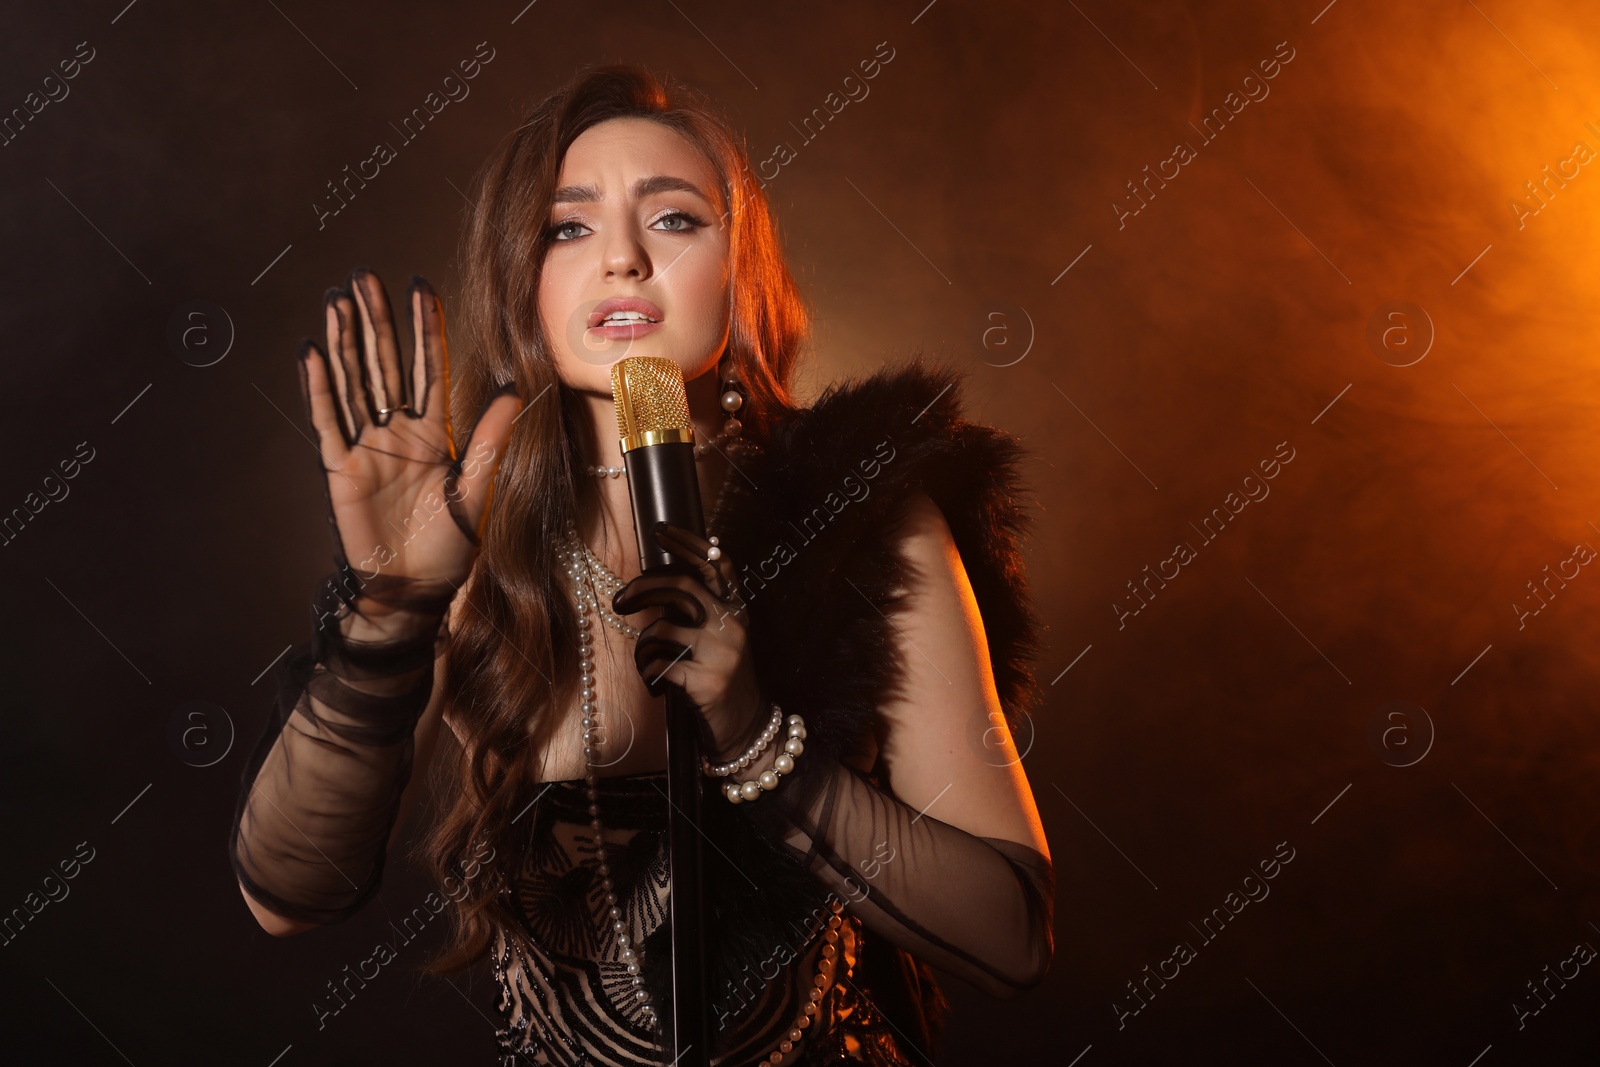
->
[600, 311, 656, 325]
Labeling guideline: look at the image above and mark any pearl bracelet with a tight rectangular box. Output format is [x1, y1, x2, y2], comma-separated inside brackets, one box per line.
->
[722, 714, 807, 804]
[702, 703, 785, 778]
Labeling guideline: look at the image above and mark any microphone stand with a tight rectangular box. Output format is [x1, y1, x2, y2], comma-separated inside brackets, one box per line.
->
[662, 681, 710, 1066]
[623, 489, 713, 1065]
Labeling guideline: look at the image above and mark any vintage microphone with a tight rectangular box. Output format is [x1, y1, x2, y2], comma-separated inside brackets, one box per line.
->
[609, 355, 711, 1066]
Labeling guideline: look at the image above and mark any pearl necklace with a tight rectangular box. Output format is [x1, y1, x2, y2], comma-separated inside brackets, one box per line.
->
[558, 442, 841, 1057]
[563, 419, 844, 1062]
[564, 532, 643, 638]
[561, 523, 695, 1032]
[561, 535, 660, 1032]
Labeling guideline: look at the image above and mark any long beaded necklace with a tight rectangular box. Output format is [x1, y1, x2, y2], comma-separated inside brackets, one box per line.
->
[559, 534, 658, 1030]
[558, 536, 847, 1061]
[557, 396, 747, 1036]
[559, 432, 851, 1059]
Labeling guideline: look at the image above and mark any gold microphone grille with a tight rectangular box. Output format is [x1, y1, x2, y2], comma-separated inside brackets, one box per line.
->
[610, 356, 695, 452]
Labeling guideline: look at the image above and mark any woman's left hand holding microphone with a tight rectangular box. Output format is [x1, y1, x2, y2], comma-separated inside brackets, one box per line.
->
[612, 522, 771, 765]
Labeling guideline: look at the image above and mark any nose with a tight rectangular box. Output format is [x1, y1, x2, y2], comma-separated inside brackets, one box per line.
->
[601, 219, 651, 282]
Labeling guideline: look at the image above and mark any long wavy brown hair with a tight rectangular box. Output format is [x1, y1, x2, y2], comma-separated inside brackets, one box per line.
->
[418, 64, 811, 975]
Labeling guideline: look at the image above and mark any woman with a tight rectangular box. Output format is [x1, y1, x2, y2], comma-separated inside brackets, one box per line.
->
[229, 64, 1055, 1065]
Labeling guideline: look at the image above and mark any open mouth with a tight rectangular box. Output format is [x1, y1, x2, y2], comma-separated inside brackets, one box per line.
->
[587, 297, 666, 331]
[587, 298, 665, 342]
[594, 310, 659, 326]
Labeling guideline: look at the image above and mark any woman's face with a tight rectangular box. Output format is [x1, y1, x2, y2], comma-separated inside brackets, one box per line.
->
[538, 116, 732, 395]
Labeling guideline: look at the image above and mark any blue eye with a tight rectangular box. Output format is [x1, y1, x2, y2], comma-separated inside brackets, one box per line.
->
[654, 210, 706, 232]
[549, 219, 590, 241]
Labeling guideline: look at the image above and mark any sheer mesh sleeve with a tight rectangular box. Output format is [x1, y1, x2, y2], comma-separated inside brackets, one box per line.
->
[229, 567, 455, 927]
[735, 743, 1056, 1000]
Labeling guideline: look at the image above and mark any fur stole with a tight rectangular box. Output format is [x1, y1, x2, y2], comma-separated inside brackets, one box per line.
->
[637, 358, 1046, 1062]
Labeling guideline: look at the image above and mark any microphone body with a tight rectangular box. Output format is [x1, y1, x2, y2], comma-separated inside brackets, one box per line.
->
[622, 441, 705, 571]
[610, 356, 707, 571]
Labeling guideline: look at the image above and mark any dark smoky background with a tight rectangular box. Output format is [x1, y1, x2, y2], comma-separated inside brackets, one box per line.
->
[2, 0, 1599, 1062]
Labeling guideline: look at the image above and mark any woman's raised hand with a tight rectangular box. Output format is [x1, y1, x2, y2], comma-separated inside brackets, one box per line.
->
[299, 268, 522, 589]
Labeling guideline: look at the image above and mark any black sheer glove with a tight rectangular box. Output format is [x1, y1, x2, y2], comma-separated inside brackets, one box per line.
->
[735, 741, 1056, 1000]
[229, 569, 454, 925]
[229, 269, 520, 926]
[613, 522, 766, 760]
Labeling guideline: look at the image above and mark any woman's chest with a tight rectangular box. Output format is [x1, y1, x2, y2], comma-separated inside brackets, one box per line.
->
[533, 609, 670, 782]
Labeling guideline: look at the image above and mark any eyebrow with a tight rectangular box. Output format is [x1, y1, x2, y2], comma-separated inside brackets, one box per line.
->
[552, 175, 716, 208]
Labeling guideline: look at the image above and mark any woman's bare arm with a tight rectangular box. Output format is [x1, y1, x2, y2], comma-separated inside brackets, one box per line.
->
[874, 490, 1052, 862]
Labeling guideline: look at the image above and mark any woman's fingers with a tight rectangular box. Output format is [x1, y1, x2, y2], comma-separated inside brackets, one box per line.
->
[408, 277, 447, 425]
[349, 269, 407, 424]
[612, 574, 707, 626]
[297, 340, 350, 464]
[626, 578, 748, 699]
[448, 382, 523, 543]
[634, 625, 693, 694]
[299, 268, 504, 583]
[323, 288, 367, 443]
[651, 523, 738, 601]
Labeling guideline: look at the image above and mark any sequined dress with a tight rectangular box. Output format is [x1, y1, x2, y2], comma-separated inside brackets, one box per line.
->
[489, 771, 917, 1066]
